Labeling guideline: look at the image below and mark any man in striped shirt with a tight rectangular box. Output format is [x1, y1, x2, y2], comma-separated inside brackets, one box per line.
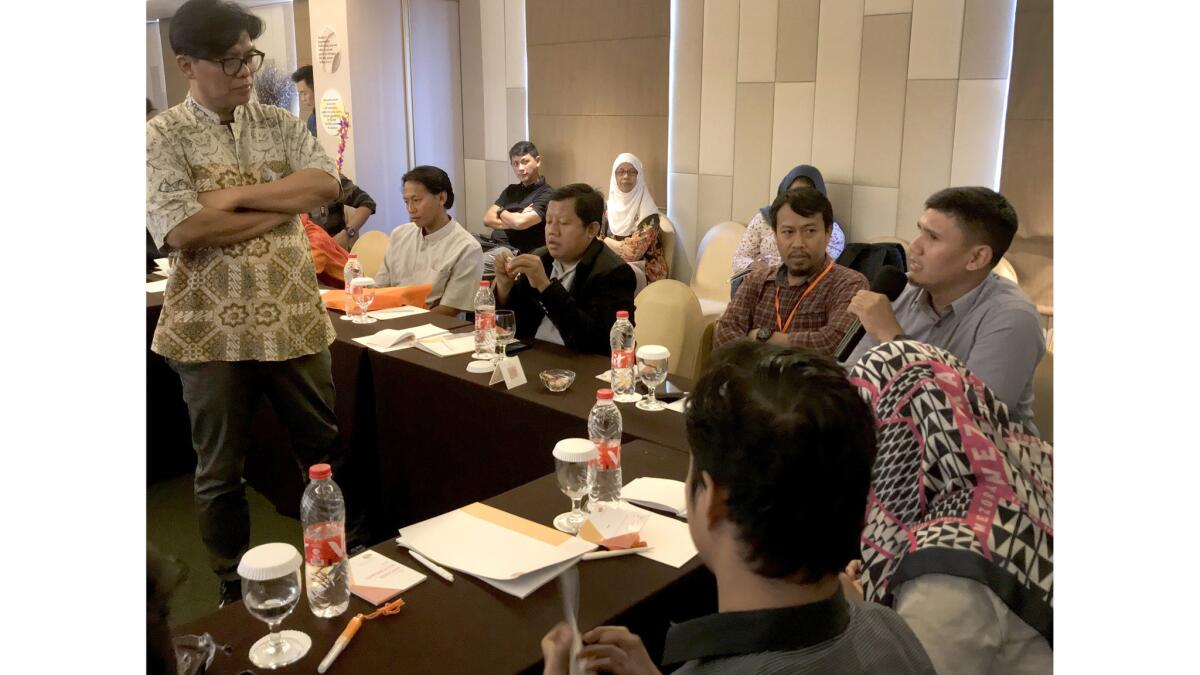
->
[541, 343, 934, 674]
[712, 187, 867, 356]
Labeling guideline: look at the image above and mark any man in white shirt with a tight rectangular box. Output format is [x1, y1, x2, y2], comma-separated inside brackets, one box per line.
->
[375, 166, 483, 316]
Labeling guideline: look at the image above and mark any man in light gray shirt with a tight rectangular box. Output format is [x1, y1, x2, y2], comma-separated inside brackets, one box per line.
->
[845, 187, 1045, 432]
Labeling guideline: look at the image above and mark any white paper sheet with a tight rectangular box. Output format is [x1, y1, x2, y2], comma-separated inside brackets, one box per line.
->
[666, 396, 688, 414]
[622, 478, 688, 517]
[352, 324, 449, 353]
[621, 503, 697, 568]
[146, 279, 168, 293]
[396, 506, 596, 598]
[595, 370, 612, 383]
[416, 333, 477, 357]
[368, 305, 429, 320]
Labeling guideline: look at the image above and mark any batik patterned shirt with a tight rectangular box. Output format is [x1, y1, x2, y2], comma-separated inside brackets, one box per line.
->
[146, 95, 339, 363]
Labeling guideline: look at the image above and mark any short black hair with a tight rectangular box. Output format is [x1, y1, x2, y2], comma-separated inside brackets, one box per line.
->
[168, 0, 264, 59]
[291, 64, 314, 88]
[548, 183, 604, 228]
[685, 342, 877, 582]
[509, 141, 539, 159]
[768, 186, 833, 233]
[924, 186, 1019, 266]
[401, 165, 455, 209]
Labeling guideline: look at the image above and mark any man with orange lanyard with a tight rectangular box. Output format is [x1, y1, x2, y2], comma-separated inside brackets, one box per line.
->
[712, 187, 867, 355]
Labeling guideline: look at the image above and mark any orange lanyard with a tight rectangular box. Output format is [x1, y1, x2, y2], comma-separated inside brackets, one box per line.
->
[774, 259, 834, 332]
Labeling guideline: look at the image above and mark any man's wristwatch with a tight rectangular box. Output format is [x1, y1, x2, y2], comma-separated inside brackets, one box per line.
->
[756, 327, 774, 342]
[345, 227, 357, 238]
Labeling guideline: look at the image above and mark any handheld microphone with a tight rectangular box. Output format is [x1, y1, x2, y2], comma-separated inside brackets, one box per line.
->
[836, 265, 908, 362]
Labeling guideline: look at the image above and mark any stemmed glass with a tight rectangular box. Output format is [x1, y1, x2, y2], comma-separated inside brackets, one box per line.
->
[237, 543, 311, 670]
[635, 345, 671, 412]
[494, 310, 516, 361]
[351, 277, 377, 324]
[552, 438, 597, 534]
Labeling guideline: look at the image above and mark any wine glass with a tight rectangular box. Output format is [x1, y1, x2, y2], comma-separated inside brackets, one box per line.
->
[494, 310, 516, 361]
[552, 438, 597, 533]
[237, 543, 311, 670]
[351, 277, 377, 324]
[635, 345, 671, 412]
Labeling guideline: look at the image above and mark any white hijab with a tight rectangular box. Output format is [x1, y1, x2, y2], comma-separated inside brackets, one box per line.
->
[606, 153, 659, 238]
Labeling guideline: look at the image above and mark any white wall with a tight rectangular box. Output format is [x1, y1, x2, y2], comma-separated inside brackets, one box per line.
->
[249, 2, 300, 114]
[146, 21, 169, 112]
[410, 0, 465, 223]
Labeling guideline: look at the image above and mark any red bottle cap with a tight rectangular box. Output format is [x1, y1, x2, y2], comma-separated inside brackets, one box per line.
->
[616, 311, 629, 319]
[597, 389, 614, 401]
[479, 280, 490, 286]
[308, 464, 332, 480]
[348, 253, 358, 258]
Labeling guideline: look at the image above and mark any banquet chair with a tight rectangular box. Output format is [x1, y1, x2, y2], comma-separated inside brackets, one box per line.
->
[658, 212, 677, 280]
[994, 256, 1019, 285]
[350, 230, 389, 278]
[690, 221, 746, 319]
[634, 280, 705, 381]
[1033, 350, 1053, 445]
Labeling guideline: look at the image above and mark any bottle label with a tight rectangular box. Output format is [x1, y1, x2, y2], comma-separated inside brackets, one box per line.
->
[304, 526, 346, 567]
[594, 439, 622, 470]
[476, 313, 495, 331]
[611, 348, 634, 370]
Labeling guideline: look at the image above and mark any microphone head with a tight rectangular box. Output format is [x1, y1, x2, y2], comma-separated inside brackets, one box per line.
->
[872, 266, 909, 301]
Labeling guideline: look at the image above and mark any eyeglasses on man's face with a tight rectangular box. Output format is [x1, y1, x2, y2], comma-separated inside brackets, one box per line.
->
[200, 50, 266, 77]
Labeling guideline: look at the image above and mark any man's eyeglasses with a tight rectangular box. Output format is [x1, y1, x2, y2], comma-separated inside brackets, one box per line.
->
[200, 50, 266, 77]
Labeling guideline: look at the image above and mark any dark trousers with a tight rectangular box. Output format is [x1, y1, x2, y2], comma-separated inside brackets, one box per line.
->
[169, 349, 343, 582]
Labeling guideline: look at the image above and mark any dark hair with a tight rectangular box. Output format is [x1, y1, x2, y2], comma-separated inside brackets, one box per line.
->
[924, 186, 1019, 266]
[508, 141, 539, 159]
[768, 186, 833, 233]
[168, 0, 264, 59]
[548, 183, 604, 228]
[401, 165, 455, 209]
[146, 98, 156, 115]
[291, 64, 314, 88]
[789, 175, 815, 190]
[685, 342, 877, 582]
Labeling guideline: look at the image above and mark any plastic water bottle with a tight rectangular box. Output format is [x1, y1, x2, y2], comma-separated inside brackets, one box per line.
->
[473, 280, 496, 359]
[609, 311, 637, 402]
[587, 389, 623, 512]
[342, 254, 363, 321]
[301, 464, 350, 618]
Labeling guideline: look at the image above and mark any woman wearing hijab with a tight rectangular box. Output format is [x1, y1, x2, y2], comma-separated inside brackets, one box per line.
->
[603, 153, 669, 282]
[844, 340, 1053, 675]
[732, 164, 846, 274]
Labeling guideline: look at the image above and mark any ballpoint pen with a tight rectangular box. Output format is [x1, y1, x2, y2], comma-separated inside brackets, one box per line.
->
[317, 597, 405, 673]
[409, 549, 455, 582]
[582, 547, 654, 561]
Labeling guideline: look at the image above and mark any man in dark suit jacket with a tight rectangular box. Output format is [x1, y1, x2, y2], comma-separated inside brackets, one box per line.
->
[493, 183, 636, 354]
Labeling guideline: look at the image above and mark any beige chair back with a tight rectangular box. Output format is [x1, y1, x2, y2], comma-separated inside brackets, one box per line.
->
[1032, 351, 1052, 445]
[351, 230, 390, 278]
[658, 213, 677, 279]
[690, 221, 747, 318]
[994, 256, 1019, 285]
[634, 280, 705, 380]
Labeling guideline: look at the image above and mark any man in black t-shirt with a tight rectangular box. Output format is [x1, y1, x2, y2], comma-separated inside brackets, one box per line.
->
[481, 140, 554, 255]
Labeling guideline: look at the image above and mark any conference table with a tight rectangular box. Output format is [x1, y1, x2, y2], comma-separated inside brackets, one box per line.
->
[179, 440, 715, 674]
[147, 285, 694, 537]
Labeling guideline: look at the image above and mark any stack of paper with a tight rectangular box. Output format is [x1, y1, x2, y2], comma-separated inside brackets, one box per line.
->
[622, 478, 688, 517]
[620, 503, 697, 568]
[353, 324, 449, 353]
[396, 502, 597, 598]
[367, 305, 430, 321]
[414, 332, 477, 357]
[146, 278, 169, 293]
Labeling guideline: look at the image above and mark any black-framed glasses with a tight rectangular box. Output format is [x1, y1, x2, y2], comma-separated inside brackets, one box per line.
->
[201, 50, 266, 76]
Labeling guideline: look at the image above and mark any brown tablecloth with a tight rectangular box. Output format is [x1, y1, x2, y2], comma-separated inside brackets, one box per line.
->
[178, 440, 713, 674]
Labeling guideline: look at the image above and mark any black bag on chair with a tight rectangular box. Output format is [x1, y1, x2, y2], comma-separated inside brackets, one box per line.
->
[836, 243, 907, 280]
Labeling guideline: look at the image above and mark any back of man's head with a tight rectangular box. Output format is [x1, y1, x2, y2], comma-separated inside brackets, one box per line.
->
[169, 0, 264, 58]
[684, 342, 876, 582]
[291, 64, 314, 88]
[924, 186, 1019, 266]
[509, 140, 539, 159]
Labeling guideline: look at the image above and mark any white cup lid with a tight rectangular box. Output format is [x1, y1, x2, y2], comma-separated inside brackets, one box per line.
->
[553, 438, 598, 462]
[351, 276, 375, 287]
[636, 345, 670, 360]
[237, 542, 302, 581]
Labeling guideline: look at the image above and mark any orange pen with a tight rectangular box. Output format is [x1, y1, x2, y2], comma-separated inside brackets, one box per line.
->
[317, 597, 405, 673]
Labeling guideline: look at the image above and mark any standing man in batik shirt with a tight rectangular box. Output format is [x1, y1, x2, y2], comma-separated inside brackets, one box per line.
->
[147, 0, 355, 607]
